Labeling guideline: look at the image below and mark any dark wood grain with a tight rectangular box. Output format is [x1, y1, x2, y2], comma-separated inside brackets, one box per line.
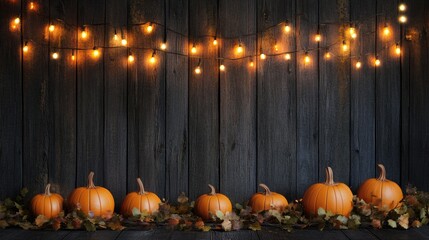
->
[349, 0, 376, 191]
[5, 230, 70, 240]
[214, 230, 259, 240]
[0, 0, 22, 199]
[127, 0, 166, 197]
[22, 0, 50, 197]
[188, 0, 220, 200]
[257, 0, 297, 199]
[219, 0, 257, 204]
[258, 228, 351, 240]
[165, 0, 189, 202]
[76, 0, 106, 186]
[296, 0, 320, 197]
[171, 231, 212, 240]
[48, 0, 78, 198]
[318, 0, 351, 184]
[117, 229, 172, 240]
[103, 0, 127, 209]
[63, 230, 120, 240]
[375, 0, 401, 183]
[369, 228, 429, 240]
[342, 229, 378, 240]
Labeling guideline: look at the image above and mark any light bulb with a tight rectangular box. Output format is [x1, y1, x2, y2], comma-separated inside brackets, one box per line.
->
[399, 3, 406, 11]
[285, 53, 291, 60]
[121, 38, 127, 46]
[92, 47, 100, 58]
[342, 41, 348, 52]
[315, 34, 321, 42]
[71, 53, 75, 61]
[351, 32, 357, 39]
[213, 38, 218, 46]
[236, 44, 243, 54]
[23, 42, 29, 53]
[395, 43, 401, 55]
[113, 33, 118, 41]
[249, 60, 254, 67]
[29, 2, 35, 10]
[383, 25, 390, 36]
[324, 52, 331, 59]
[355, 61, 361, 69]
[191, 44, 197, 54]
[304, 52, 310, 63]
[128, 54, 134, 62]
[260, 53, 266, 60]
[399, 15, 407, 23]
[274, 44, 279, 52]
[52, 52, 59, 59]
[81, 29, 88, 39]
[349, 27, 355, 35]
[150, 51, 156, 64]
[219, 64, 225, 71]
[160, 42, 167, 50]
[49, 24, 55, 32]
[284, 24, 291, 33]
[146, 23, 153, 33]
[195, 66, 201, 74]
[375, 58, 381, 67]
[14, 17, 20, 25]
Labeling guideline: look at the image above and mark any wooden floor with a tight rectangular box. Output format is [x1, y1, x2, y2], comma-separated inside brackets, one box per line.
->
[2, 227, 429, 240]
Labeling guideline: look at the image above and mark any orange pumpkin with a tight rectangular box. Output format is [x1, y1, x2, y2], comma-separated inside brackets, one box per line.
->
[249, 183, 288, 213]
[194, 184, 232, 220]
[357, 164, 403, 210]
[302, 167, 353, 216]
[68, 172, 115, 217]
[121, 178, 161, 216]
[30, 184, 64, 218]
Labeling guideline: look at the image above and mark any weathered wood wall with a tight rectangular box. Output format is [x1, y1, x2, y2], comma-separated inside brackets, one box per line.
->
[0, 0, 428, 205]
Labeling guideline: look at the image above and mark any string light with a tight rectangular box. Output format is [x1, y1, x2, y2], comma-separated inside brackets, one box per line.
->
[146, 23, 153, 33]
[128, 52, 134, 63]
[398, 15, 407, 23]
[71, 50, 75, 61]
[213, 37, 218, 46]
[324, 51, 331, 60]
[48, 24, 55, 32]
[355, 60, 362, 69]
[81, 27, 88, 39]
[150, 50, 156, 64]
[284, 53, 291, 61]
[274, 43, 279, 52]
[383, 24, 390, 36]
[113, 29, 119, 41]
[219, 63, 225, 71]
[304, 52, 310, 63]
[121, 38, 127, 46]
[342, 40, 348, 52]
[375, 56, 381, 67]
[195, 59, 202, 74]
[23, 41, 29, 53]
[236, 43, 243, 54]
[249, 58, 254, 67]
[14, 17, 20, 25]
[315, 33, 321, 42]
[284, 21, 291, 33]
[260, 52, 266, 60]
[160, 42, 167, 50]
[349, 25, 357, 39]
[52, 52, 59, 59]
[395, 43, 401, 55]
[92, 47, 100, 58]
[399, 3, 406, 11]
[191, 44, 197, 54]
[29, 2, 35, 10]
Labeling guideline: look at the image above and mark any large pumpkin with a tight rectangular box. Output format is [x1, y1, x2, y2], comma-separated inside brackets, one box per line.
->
[357, 164, 403, 210]
[302, 167, 353, 216]
[249, 183, 288, 213]
[194, 184, 232, 220]
[121, 178, 161, 216]
[68, 172, 115, 217]
[31, 184, 64, 218]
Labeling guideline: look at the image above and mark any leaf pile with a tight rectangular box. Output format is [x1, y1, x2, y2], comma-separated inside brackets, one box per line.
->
[1, 186, 429, 232]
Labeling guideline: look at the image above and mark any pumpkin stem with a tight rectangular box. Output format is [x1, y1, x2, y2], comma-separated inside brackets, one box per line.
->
[208, 184, 216, 195]
[324, 167, 336, 185]
[44, 183, 51, 196]
[137, 178, 146, 195]
[87, 171, 96, 188]
[259, 183, 272, 195]
[377, 164, 387, 181]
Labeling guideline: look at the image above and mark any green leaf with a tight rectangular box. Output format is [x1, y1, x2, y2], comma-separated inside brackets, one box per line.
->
[235, 203, 243, 210]
[249, 222, 261, 231]
[132, 207, 141, 217]
[83, 221, 96, 232]
[201, 225, 211, 232]
[20, 188, 28, 198]
[317, 208, 326, 216]
[421, 208, 427, 219]
[388, 219, 397, 228]
[336, 215, 348, 225]
[216, 210, 224, 220]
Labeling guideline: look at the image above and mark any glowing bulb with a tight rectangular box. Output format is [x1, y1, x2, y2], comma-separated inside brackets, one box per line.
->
[315, 34, 321, 42]
[92, 47, 100, 58]
[383, 25, 390, 36]
[351, 32, 357, 39]
[304, 52, 310, 63]
[349, 27, 355, 35]
[71, 53, 75, 61]
[146, 23, 153, 33]
[81, 29, 88, 39]
[49, 24, 55, 32]
[191, 44, 197, 54]
[249, 60, 254, 67]
[195, 66, 201, 74]
[395, 43, 401, 55]
[52, 52, 59, 59]
[399, 15, 407, 23]
[113, 33, 118, 41]
[355, 61, 361, 69]
[375, 58, 381, 67]
[121, 38, 127, 46]
[150, 51, 156, 64]
[160, 42, 167, 50]
[285, 53, 291, 60]
[14, 17, 20, 25]
[236, 44, 243, 54]
[399, 3, 406, 11]
[128, 54, 134, 63]
[284, 24, 291, 33]
[29, 2, 35, 10]
[274, 44, 279, 52]
[23, 42, 29, 53]
[342, 41, 348, 52]
[324, 52, 331, 59]
[260, 53, 266, 60]
[219, 64, 225, 71]
[213, 38, 218, 46]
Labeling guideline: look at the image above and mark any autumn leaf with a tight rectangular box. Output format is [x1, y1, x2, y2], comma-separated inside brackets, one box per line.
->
[249, 221, 261, 231]
[412, 220, 422, 228]
[52, 219, 62, 231]
[0, 220, 9, 229]
[388, 219, 397, 228]
[317, 208, 326, 216]
[35, 215, 49, 227]
[177, 192, 189, 204]
[232, 220, 243, 231]
[216, 210, 225, 220]
[398, 213, 409, 229]
[221, 219, 232, 231]
[132, 207, 141, 217]
[372, 219, 382, 229]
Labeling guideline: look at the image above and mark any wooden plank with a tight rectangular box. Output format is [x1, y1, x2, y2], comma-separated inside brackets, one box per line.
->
[63, 230, 120, 240]
[117, 229, 172, 240]
[219, 0, 257, 204]
[258, 228, 350, 240]
[408, 0, 429, 191]
[188, 0, 219, 200]
[170, 231, 211, 240]
[5, 230, 70, 240]
[0, 0, 22, 198]
[375, 0, 401, 183]
[369, 228, 429, 240]
[342, 229, 378, 240]
[48, 0, 78, 198]
[349, 0, 376, 191]
[214, 231, 259, 240]
[256, 0, 297, 199]
[296, 0, 319, 197]
[318, 0, 351, 184]
[22, 0, 50, 197]
[76, 0, 106, 186]
[165, 0, 189, 202]
[127, 0, 166, 197]
[103, 0, 128, 210]
[0, 229, 17, 238]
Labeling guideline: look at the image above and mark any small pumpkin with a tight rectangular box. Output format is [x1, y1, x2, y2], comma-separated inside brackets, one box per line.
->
[194, 184, 232, 220]
[68, 171, 115, 217]
[30, 184, 64, 218]
[357, 164, 403, 210]
[121, 178, 161, 216]
[248, 183, 288, 213]
[302, 167, 353, 216]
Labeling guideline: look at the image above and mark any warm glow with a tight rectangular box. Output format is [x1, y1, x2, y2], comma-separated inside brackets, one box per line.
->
[342, 41, 348, 52]
[395, 43, 401, 55]
[92, 47, 100, 58]
[274, 44, 279, 52]
[71, 53, 75, 61]
[315, 34, 321, 42]
[150, 51, 156, 64]
[213, 38, 218, 46]
[146, 23, 153, 33]
[304, 52, 310, 63]
[383, 25, 390, 36]
[375, 58, 381, 67]
[52, 52, 59, 59]
[161, 42, 167, 50]
[49, 24, 55, 32]
[285, 53, 291, 60]
[219, 64, 225, 71]
[249, 60, 254, 67]
[14, 17, 20, 25]
[23, 42, 29, 53]
[260, 53, 266, 60]
[399, 3, 406, 11]
[113, 33, 118, 41]
[29, 2, 35, 10]
[121, 38, 127, 46]
[236, 44, 243, 54]
[351, 32, 357, 39]
[81, 29, 88, 39]
[355, 61, 361, 69]
[191, 44, 197, 54]
[284, 24, 291, 33]
[195, 66, 201, 74]
[399, 15, 407, 23]
[349, 27, 355, 35]
[324, 52, 331, 60]
[128, 54, 134, 63]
